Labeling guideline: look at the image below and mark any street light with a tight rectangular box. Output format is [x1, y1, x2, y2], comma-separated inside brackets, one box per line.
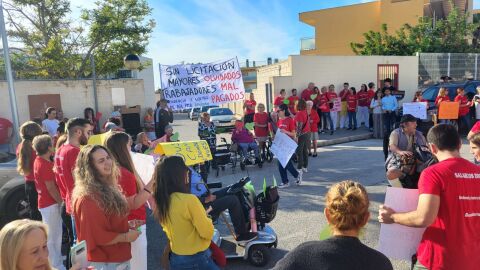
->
[124, 54, 141, 70]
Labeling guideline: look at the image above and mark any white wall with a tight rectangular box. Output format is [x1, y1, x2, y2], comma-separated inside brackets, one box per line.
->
[135, 56, 156, 111]
[257, 55, 419, 106]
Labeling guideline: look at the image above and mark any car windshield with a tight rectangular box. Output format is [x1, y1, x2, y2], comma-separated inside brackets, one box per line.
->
[201, 106, 218, 112]
[421, 86, 439, 101]
[210, 108, 233, 116]
[193, 108, 200, 112]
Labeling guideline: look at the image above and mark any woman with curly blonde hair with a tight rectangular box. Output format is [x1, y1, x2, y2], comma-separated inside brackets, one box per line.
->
[273, 181, 393, 270]
[72, 145, 140, 269]
[16, 121, 43, 220]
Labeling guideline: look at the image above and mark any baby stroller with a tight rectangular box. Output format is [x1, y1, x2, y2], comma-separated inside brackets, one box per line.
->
[213, 138, 238, 177]
[210, 177, 279, 267]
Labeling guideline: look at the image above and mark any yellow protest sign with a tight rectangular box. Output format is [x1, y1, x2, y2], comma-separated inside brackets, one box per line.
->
[438, 102, 459, 120]
[153, 140, 212, 166]
[87, 131, 111, 146]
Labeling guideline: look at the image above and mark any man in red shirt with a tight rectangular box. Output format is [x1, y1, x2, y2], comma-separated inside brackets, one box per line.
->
[0, 117, 13, 153]
[454, 88, 473, 132]
[346, 88, 358, 130]
[32, 134, 65, 270]
[243, 93, 256, 124]
[288, 88, 299, 115]
[274, 89, 287, 109]
[367, 82, 376, 131]
[339, 82, 350, 129]
[54, 118, 92, 242]
[294, 99, 311, 178]
[301, 82, 315, 101]
[327, 84, 339, 131]
[379, 124, 480, 270]
[319, 86, 334, 135]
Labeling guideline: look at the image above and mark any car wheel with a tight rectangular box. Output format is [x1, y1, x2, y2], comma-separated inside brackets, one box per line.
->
[4, 187, 30, 223]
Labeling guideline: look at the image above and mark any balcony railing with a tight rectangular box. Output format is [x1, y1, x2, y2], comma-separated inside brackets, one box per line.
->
[301, 37, 315, 51]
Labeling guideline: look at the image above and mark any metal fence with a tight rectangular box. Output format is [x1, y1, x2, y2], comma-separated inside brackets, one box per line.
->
[418, 53, 480, 87]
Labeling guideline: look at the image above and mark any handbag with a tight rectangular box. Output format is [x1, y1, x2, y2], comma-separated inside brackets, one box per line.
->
[230, 142, 238, 152]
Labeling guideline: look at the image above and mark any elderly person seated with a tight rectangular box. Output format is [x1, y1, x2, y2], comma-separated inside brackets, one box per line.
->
[231, 120, 261, 164]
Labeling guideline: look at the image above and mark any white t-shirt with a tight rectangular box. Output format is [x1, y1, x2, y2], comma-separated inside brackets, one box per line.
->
[42, 118, 59, 137]
[475, 94, 480, 119]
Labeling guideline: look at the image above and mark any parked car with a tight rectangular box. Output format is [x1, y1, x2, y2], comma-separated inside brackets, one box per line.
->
[0, 157, 29, 228]
[421, 80, 480, 106]
[189, 105, 219, 121]
[208, 107, 238, 132]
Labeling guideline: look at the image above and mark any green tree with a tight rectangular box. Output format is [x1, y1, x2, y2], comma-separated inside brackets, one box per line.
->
[351, 4, 478, 55]
[3, 0, 155, 78]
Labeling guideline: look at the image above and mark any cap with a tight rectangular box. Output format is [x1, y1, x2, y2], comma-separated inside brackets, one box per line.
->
[400, 114, 417, 123]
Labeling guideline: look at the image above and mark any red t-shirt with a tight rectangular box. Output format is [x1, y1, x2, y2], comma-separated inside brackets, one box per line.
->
[0, 118, 12, 144]
[346, 94, 357, 112]
[277, 117, 295, 138]
[301, 89, 313, 101]
[471, 120, 480, 133]
[454, 95, 470, 116]
[417, 158, 480, 270]
[318, 93, 330, 112]
[339, 89, 350, 101]
[326, 92, 338, 102]
[74, 196, 131, 263]
[367, 89, 375, 103]
[118, 167, 146, 222]
[294, 110, 310, 133]
[54, 144, 80, 214]
[244, 100, 256, 115]
[16, 143, 37, 182]
[357, 91, 369, 107]
[309, 110, 320, 132]
[288, 96, 299, 114]
[33, 156, 58, 209]
[274, 96, 285, 106]
[253, 112, 269, 137]
[435, 96, 450, 107]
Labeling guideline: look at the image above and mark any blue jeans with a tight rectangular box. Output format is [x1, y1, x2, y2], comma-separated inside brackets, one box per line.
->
[321, 112, 334, 131]
[170, 249, 219, 270]
[459, 114, 472, 131]
[277, 158, 299, 184]
[71, 215, 77, 244]
[348, 111, 357, 128]
[239, 142, 259, 159]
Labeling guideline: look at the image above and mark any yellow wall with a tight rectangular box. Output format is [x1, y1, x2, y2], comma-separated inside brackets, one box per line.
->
[300, 0, 426, 56]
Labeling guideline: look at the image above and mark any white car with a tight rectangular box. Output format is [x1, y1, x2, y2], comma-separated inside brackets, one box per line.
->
[208, 107, 238, 132]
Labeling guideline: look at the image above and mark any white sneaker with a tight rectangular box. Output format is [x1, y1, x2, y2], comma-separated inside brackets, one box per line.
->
[296, 172, 303, 185]
[278, 182, 290, 188]
[302, 168, 308, 173]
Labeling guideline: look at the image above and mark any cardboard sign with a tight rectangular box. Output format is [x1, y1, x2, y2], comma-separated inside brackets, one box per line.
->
[403, 102, 427, 120]
[130, 152, 155, 185]
[270, 129, 297, 168]
[438, 102, 459, 120]
[87, 131, 111, 146]
[378, 187, 426, 260]
[331, 98, 342, 112]
[160, 58, 245, 110]
[153, 140, 212, 166]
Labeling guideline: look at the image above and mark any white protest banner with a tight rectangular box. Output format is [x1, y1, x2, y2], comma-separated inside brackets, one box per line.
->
[403, 102, 427, 120]
[160, 58, 246, 110]
[332, 98, 341, 112]
[378, 187, 426, 260]
[130, 152, 156, 185]
[270, 129, 297, 168]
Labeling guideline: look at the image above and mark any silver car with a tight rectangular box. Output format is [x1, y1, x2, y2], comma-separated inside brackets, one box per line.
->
[208, 107, 239, 132]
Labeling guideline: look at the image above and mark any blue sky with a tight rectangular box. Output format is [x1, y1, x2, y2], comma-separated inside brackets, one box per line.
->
[69, 0, 480, 88]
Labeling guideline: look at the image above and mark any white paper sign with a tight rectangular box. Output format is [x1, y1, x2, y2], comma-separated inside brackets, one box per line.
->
[160, 58, 246, 110]
[270, 129, 297, 168]
[130, 152, 156, 185]
[403, 102, 427, 120]
[378, 187, 426, 260]
[111, 88, 126, 106]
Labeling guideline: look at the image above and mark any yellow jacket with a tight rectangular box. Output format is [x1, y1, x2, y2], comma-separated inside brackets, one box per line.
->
[161, 192, 213, 255]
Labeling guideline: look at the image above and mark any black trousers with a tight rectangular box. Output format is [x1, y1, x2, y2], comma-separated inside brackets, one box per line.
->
[155, 125, 166, 139]
[369, 112, 373, 129]
[244, 113, 254, 124]
[206, 189, 247, 235]
[61, 203, 73, 268]
[25, 181, 42, 220]
[296, 133, 311, 169]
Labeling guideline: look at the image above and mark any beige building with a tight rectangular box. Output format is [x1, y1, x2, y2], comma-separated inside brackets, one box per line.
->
[255, 54, 419, 106]
[300, 0, 473, 56]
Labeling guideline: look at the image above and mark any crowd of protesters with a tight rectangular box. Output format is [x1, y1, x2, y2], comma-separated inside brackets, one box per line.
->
[2, 77, 480, 270]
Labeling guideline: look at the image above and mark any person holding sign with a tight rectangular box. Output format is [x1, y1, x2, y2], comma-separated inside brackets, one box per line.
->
[454, 88, 473, 132]
[288, 88, 299, 115]
[243, 93, 257, 124]
[151, 156, 219, 270]
[276, 104, 301, 188]
[274, 181, 393, 270]
[434, 87, 450, 124]
[379, 124, 480, 270]
[104, 132, 154, 270]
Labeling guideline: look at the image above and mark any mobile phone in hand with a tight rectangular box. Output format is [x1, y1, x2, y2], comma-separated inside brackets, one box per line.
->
[70, 240, 88, 268]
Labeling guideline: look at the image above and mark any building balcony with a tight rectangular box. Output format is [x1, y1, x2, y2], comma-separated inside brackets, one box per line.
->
[301, 37, 315, 51]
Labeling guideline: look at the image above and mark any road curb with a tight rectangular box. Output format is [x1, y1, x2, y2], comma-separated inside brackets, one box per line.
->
[317, 133, 373, 147]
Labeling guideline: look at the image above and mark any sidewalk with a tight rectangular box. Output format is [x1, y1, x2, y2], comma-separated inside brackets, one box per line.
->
[316, 127, 373, 147]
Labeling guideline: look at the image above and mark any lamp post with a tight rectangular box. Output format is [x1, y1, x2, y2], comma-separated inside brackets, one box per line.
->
[0, 0, 20, 145]
[124, 54, 141, 71]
